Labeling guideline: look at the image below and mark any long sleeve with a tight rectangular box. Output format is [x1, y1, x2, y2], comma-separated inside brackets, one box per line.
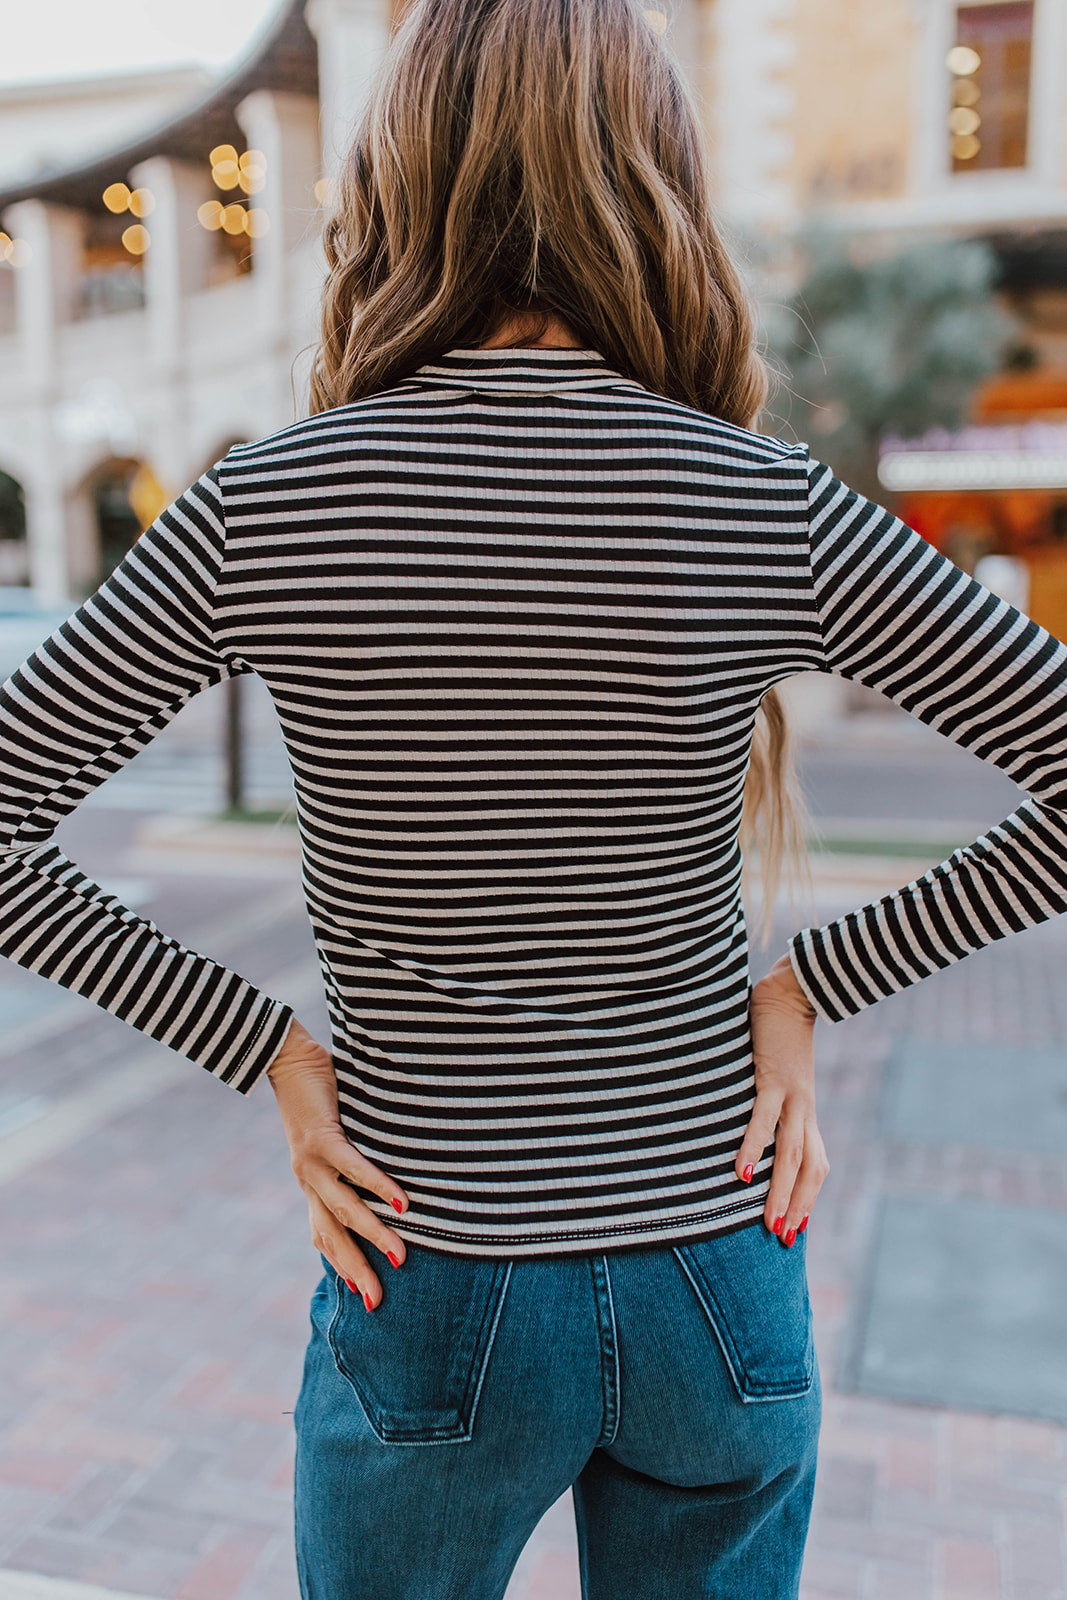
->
[787, 453, 1067, 1023]
[0, 464, 295, 1092]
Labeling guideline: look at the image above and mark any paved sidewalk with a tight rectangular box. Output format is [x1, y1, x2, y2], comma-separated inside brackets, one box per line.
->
[0, 829, 1065, 1598]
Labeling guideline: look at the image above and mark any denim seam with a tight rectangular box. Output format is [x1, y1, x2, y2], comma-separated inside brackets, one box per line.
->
[671, 1246, 814, 1403]
[591, 1255, 621, 1448]
[322, 1268, 454, 1442]
[458, 1260, 513, 1427]
[324, 1262, 513, 1446]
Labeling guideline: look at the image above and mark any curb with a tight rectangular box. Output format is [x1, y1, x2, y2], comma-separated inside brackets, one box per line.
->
[133, 813, 299, 858]
[0, 1573, 161, 1600]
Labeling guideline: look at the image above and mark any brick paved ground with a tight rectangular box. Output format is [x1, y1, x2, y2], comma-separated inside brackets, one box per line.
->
[1, 816, 1066, 1598]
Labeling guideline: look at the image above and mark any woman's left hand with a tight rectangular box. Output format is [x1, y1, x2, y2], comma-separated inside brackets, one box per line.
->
[735, 954, 830, 1246]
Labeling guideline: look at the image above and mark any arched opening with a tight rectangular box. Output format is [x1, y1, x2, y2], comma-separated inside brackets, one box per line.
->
[81, 457, 170, 588]
[0, 468, 29, 586]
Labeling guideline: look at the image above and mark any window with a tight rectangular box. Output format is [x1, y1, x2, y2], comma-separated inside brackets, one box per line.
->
[948, 2, 1034, 172]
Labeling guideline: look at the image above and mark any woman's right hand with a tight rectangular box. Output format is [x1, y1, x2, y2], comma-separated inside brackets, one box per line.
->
[735, 954, 830, 1246]
[266, 1018, 410, 1308]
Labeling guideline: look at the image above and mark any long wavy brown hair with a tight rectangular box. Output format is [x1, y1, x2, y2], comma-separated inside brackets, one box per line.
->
[307, 0, 811, 943]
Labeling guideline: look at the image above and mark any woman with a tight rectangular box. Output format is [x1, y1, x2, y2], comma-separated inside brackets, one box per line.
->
[2, 0, 1066, 1595]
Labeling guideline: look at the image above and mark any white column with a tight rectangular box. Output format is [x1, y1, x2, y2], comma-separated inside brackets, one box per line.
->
[127, 155, 215, 374]
[1, 200, 85, 600]
[304, 0, 392, 186]
[235, 89, 323, 424]
[24, 413, 72, 601]
[235, 89, 322, 336]
[1, 198, 85, 399]
[707, 0, 799, 233]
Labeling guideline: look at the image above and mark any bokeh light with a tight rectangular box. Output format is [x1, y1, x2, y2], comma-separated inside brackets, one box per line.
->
[102, 182, 132, 213]
[946, 44, 981, 75]
[948, 106, 981, 137]
[121, 224, 150, 254]
[210, 146, 266, 194]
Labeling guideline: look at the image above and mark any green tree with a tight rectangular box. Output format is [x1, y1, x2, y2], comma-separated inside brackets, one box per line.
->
[752, 222, 1019, 501]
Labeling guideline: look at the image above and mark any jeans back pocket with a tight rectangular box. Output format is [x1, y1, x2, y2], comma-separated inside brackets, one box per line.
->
[672, 1221, 815, 1403]
[323, 1244, 513, 1444]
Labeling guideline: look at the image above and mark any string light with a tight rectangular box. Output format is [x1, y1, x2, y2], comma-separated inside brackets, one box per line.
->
[103, 182, 131, 213]
[121, 224, 150, 255]
[237, 148, 266, 194]
[210, 145, 266, 193]
[947, 43, 982, 162]
[198, 145, 268, 237]
[0, 231, 30, 267]
[212, 159, 241, 190]
[948, 106, 980, 136]
[102, 182, 154, 219]
[946, 44, 981, 75]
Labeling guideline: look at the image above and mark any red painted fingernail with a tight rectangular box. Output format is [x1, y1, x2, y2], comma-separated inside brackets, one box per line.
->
[798, 1215, 809, 1233]
[343, 1277, 358, 1293]
[773, 1215, 784, 1235]
[363, 1290, 374, 1312]
[784, 1227, 797, 1246]
[391, 1197, 404, 1214]
[387, 1251, 401, 1269]
[742, 1164, 754, 1183]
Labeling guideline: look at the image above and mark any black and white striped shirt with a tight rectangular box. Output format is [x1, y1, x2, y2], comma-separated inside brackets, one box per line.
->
[3, 346, 1067, 1257]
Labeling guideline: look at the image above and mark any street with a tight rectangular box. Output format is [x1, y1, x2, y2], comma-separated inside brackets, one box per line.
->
[0, 678, 1065, 1599]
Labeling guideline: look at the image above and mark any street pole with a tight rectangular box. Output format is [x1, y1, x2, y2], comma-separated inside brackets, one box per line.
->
[225, 673, 243, 812]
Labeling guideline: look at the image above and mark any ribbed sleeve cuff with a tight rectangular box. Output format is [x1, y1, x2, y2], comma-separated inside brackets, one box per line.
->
[205, 996, 297, 1094]
[786, 929, 856, 1023]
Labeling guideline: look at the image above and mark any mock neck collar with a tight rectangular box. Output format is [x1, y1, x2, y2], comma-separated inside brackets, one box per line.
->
[401, 345, 647, 394]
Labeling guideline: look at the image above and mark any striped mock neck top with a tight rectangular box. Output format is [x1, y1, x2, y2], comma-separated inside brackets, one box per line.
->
[4, 344, 1067, 1257]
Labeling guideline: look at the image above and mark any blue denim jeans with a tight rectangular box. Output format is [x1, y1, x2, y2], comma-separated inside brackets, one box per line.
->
[293, 1218, 821, 1599]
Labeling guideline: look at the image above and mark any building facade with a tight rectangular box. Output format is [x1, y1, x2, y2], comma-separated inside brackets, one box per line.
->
[2, 0, 1066, 611]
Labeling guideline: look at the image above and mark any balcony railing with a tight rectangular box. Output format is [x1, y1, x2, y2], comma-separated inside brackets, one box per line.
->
[73, 266, 146, 320]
